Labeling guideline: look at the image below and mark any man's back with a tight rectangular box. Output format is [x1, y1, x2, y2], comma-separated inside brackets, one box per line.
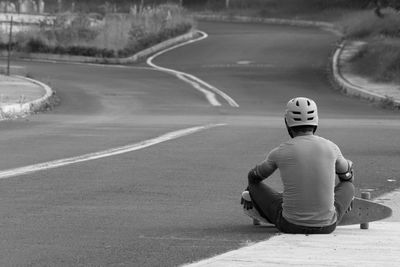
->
[270, 135, 342, 226]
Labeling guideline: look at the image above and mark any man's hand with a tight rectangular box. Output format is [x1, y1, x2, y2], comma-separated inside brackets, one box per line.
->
[241, 190, 253, 210]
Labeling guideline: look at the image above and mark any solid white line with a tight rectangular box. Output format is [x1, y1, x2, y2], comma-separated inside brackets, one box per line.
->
[147, 31, 239, 108]
[177, 73, 221, 106]
[0, 124, 225, 180]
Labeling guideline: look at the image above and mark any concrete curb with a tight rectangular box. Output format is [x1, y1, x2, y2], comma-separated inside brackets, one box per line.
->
[0, 75, 54, 119]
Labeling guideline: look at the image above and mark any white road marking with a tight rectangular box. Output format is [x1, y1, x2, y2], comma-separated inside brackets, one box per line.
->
[177, 73, 221, 106]
[147, 31, 240, 108]
[0, 123, 225, 180]
[236, 60, 252, 65]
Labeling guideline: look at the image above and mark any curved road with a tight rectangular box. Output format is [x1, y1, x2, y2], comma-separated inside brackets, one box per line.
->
[0, 21, 399, 266]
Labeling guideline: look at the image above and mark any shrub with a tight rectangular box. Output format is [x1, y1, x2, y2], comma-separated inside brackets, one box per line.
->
[26, 37, 50, 53]
[53, 45, 67, 54]
[339, 8, 400, 39]
[348, 37, 400, 83]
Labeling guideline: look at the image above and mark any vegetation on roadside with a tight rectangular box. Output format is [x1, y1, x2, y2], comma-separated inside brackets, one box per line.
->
[339, 8, 400, 39]
[338, 8, 400, 83]
[202, 0, 371, 21]
[44, 0, 183, 14]
[0, 3, 194, 58]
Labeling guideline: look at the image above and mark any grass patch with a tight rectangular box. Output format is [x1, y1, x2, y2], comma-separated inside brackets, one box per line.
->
[348, 37, 400, 83]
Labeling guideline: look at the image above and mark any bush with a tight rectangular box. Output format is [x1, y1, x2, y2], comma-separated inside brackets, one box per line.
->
[53, 45, 67, 54]
[123, 22, 191, 56]
[26, 37, 50, 53]
[347, 37, 400, 83]
[339, 8, 400, 39]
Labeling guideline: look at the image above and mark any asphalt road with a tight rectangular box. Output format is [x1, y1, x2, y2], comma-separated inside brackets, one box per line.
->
[0, 21, 399, 267]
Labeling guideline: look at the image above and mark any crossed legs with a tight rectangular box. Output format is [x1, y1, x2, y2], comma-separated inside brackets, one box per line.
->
[247, 181, 355, 233]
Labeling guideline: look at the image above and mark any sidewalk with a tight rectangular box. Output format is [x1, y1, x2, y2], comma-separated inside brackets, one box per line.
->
[185, 222, 400, 267]
[184, 189, 400, 267]
[0, 74, 53, 119]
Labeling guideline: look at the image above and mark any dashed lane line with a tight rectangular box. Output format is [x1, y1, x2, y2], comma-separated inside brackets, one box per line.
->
[0, 123, 225, 180]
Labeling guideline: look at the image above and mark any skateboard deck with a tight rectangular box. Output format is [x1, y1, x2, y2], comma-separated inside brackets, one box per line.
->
[338, 197, 392, 226]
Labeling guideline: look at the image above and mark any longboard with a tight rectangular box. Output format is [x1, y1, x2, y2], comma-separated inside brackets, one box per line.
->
[244, 197, 392, 227]
[338, 197, 392, 226]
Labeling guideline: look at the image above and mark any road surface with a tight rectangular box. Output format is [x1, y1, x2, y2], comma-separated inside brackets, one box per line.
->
[0, 21, 399, 266]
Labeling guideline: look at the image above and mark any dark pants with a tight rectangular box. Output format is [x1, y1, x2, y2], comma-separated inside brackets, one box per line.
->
[248, 181, 355, 234]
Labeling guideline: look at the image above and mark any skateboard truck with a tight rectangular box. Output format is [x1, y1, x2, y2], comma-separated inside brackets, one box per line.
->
[360, 191, 370, 229]
[338, 193, 392, 227]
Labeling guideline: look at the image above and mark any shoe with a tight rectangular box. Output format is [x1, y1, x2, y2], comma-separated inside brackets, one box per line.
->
[241, 190, 251, 202]
[243, 205, 272, 226]
[241, 191, 273, 226]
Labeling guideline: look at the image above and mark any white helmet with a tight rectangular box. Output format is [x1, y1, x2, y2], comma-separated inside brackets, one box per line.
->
[285, 97, 318, 127]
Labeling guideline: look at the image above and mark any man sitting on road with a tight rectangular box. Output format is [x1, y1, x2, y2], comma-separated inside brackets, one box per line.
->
[241, 97, 355, 234]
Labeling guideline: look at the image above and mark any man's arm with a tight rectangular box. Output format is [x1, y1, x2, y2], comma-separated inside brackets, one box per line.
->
[241, 149, 278, 210]
[248, 149, 278, 185]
